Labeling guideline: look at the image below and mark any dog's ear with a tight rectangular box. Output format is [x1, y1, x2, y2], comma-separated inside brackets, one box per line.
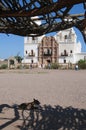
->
[33, 98, 35, 101]
[33, 98, 40, 104]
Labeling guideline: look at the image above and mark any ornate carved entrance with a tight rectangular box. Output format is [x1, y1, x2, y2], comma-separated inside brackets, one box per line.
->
[38, 36, 58, 66]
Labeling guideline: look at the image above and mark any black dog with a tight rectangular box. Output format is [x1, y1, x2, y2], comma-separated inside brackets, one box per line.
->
[18, 99, 40, 110]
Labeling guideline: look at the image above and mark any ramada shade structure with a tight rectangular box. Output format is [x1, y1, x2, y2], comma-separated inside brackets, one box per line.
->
[0, 0, 86, 43]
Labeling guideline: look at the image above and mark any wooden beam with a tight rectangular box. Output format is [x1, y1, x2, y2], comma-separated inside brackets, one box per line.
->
[0, 0, 85, 17]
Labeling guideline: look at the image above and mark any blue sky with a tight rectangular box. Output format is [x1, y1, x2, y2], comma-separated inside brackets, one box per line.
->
[0, 34, 24, 59]
[0, 3, 86, 59]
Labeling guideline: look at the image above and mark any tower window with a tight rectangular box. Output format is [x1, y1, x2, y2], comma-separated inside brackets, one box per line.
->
[31, 50, 34, 55]
[70, 50, 73, 53]
[65, 35, 67, 39]
[64, 50, 67, 55]
[31, 60, 33, 63]
[26, 50, 27, 54]
[32, 37, 35, 40]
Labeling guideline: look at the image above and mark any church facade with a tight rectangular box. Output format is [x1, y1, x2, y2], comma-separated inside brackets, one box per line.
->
[22, 28, 86, 68]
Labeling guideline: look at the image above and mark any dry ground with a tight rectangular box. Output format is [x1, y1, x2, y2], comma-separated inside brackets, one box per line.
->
[0, 69, 86, 130]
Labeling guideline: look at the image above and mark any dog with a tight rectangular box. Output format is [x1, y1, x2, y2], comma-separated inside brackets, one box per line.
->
[18, 99, 40, 110]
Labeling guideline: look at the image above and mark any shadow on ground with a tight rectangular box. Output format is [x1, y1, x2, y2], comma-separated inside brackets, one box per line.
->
[0, 104, 86, 130]
[0, 104, 20, 129]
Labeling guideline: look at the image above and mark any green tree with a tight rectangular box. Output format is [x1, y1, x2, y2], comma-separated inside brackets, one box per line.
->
[15, 55, 23, 63]
[78, 59, 86, 69]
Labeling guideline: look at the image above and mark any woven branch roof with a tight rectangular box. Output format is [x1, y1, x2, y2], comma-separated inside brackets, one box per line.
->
[0, 0, 86, 42]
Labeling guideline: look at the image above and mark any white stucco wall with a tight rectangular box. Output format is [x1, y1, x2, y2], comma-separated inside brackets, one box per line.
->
[75, 53, 86, 63]
[24, 44, 38, 63]
[24, 37, 38, 64]
[23, 35, 44, 64]
[55, 28, 82, 64]
[23, 28, 86, 65]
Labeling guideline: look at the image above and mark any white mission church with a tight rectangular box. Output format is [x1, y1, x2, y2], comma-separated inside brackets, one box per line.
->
[22, 28, 86, 68]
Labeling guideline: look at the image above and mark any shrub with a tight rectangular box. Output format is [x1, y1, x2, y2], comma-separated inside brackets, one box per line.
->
[0, 64, 8, 69]
[17, 65, 22, 69]
[23, 65, 29, 69]
[15, 55, 23, 63]
[78, 60, 86, 69]
[45, 63, 59, 69]
[50, 63, 59, 69]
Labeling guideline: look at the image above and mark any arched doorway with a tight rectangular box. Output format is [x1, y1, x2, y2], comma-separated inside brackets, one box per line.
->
[8, 57, 17, 69]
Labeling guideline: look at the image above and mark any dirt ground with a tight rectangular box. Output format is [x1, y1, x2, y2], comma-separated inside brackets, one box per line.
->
[0, 69, 86, 130]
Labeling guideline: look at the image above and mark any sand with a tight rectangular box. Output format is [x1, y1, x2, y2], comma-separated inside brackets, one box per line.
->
[0, 69, 86, 130]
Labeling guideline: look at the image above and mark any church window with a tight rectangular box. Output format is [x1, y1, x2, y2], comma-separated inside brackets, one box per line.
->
[48, 49, 49, 54]
[31, 50, 34, 55]
[32, 37, 35, 40]
[64, 59, 66, 63]
[44, 49, 47, 54]
[44, 49, 52, 55]
[64, 35, 67, 39]
[64, 50, 68, 56]
[70, 50, 73, 53]
[64, 50, 67, 55]
[26, 50, 27, 54]
[31, 60, 33, 63]
[48, 49, 52, 55]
